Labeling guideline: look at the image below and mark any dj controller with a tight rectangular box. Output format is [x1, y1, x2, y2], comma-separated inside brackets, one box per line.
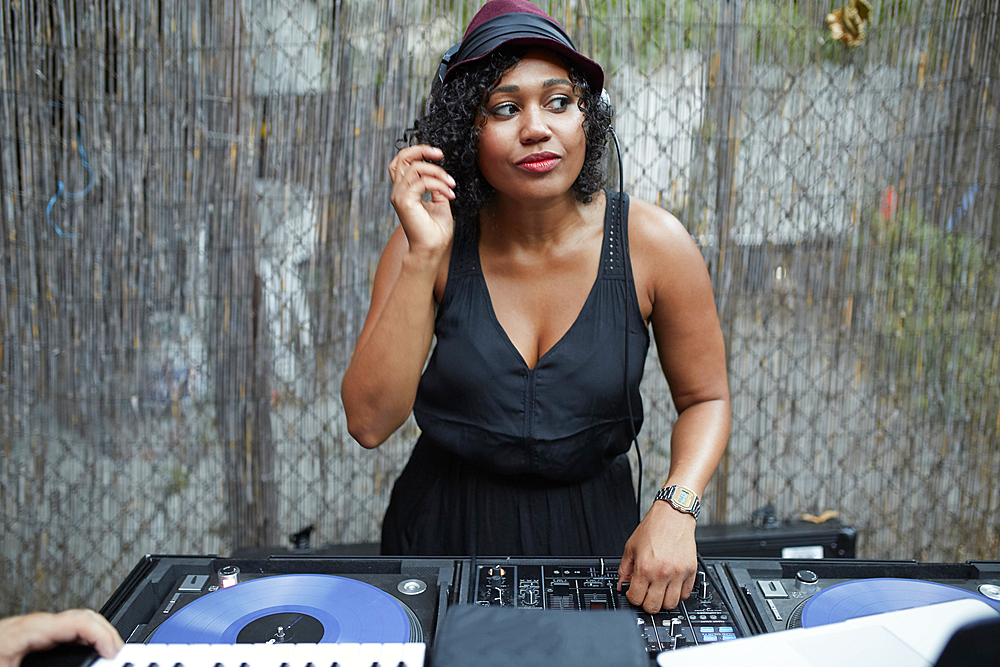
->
[38, 554, 1000, 666]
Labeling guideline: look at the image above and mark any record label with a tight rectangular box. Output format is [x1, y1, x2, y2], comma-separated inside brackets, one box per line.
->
[801, 577, 1000, 627]
[149, 574, 411, 644]
[236, 612, 325, 643]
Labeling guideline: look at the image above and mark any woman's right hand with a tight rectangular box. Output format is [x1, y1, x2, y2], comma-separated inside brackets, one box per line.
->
[388, 145, 456, 256]
[342, 145, 456, 448]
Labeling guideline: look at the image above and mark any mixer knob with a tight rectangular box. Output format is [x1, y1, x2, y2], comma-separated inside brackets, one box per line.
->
[697, 571, 710, 600]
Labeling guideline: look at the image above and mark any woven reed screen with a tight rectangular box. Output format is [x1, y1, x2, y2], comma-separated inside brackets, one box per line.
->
[1, 0, 997, 614]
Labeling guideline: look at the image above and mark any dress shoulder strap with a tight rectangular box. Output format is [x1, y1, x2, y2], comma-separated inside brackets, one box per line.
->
[601, 189, 630, 280]
[448, 224, 481, 279]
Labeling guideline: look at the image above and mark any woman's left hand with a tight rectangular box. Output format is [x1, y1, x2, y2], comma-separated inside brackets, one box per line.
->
[617, 502, 698, 612]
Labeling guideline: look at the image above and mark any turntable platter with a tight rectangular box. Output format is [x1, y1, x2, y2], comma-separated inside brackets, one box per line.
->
[149, 573, 412, 644]
[801, 578, 1000, 627]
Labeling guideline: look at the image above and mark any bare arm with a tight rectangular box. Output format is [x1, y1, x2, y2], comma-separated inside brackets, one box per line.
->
[618, 199, 731, 612]
[0, 610, 123, 667]
[341, 145, 456, 448]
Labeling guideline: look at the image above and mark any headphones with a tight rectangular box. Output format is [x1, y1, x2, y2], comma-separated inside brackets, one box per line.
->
[437, 11, 587, 86]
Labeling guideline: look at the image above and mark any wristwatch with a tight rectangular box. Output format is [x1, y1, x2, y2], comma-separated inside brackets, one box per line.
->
[654, 485, 701, 520]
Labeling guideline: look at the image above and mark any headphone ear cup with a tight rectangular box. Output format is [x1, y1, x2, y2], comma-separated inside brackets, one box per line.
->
[599, 89, 615, 138]
[600, 88, 612, 111]
[438, 42, 462, 84]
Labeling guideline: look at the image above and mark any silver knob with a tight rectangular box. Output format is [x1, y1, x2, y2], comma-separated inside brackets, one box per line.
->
[698, 571, 710, 599]
[979, 584, 1000, 601]
[795, 570, 819, 591]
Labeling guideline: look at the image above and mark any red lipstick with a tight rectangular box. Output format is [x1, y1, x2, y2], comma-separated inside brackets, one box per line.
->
[516, 152, 560, 173]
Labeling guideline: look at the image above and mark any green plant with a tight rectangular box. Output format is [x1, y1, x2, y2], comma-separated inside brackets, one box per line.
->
[857, 197, 999, 432]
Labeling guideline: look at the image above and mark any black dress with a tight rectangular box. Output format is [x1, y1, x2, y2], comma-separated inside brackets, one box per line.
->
[381, 191, 649, 557]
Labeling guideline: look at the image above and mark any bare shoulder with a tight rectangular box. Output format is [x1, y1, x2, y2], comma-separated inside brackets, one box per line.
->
[626, 197, 708, 296]
[628, 197, 697, 254]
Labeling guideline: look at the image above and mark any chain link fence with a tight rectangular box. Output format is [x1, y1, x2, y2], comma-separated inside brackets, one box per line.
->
[2, 0, 998, 614]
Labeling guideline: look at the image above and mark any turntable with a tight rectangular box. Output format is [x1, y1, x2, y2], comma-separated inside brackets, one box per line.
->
[705, 557, 1000, 634]
[64, 554, 458, 666]
[103, 555, 456, 643]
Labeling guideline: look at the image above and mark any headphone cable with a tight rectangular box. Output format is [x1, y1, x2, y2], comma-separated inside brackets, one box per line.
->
[608, 126, 643, 524]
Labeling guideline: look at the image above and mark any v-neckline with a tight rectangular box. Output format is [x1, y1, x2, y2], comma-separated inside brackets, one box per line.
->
[476, 199, 609, 372]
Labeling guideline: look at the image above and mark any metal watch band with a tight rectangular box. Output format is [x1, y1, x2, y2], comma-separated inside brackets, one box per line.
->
[654, 485, 702, 521]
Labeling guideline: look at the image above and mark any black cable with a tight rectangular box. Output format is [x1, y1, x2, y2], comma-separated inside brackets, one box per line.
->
[608, 126, 643, 523]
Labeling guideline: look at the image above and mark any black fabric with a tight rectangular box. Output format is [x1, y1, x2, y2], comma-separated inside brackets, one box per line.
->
[429, 604, 649, 667]
[933, 616, 1000, 667]
[454, 12, 575, 62]
[381, 438, 637, 556]
[22, 644, 97, 667]
[383, 192, 647, 557]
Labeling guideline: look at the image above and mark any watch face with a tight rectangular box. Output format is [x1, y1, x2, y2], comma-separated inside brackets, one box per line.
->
[673, 488, 694, 508]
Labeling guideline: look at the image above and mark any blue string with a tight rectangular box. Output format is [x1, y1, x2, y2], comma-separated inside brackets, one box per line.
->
[46, 104, 95, 238]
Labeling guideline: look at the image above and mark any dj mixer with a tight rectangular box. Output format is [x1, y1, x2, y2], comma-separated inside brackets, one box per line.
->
[469, 558, 749, 651]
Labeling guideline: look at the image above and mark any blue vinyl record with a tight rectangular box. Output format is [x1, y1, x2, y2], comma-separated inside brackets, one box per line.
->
[149, 574, 411, 644]
[801, 578, 1000, 628]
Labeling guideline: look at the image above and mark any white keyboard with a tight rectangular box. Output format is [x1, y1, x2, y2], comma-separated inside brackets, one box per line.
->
[89, 642, 425, 667]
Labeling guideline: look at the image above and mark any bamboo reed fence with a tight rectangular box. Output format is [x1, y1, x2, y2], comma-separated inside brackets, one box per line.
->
[1, 0, 998, 614]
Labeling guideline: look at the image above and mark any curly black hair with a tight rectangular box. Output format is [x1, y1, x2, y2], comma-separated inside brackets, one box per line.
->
[403, 46, 612, 234]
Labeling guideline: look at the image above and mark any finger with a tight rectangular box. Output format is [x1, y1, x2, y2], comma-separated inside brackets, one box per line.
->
[661, 579, 682, 611]
[77, 611, 124, 659]
[400, 173, 455, 204]
[400, 144, 445, 162]
[428, 188, 455, 204]
[642, 577, 669, 613]
[389, 145, 446, 178]
[625, 577, 647, 608]
[680, 570, 697, 601]
[667, 564, 698, 608]
[623, 559, 650, 608]
[617, 548, 635, 590]
[391, 164, 456, 203]
[398, 160, 454, 186]
[53, 610, 123, 658]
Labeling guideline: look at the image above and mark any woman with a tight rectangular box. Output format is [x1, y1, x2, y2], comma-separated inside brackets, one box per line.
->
[341, 0, 730, 613]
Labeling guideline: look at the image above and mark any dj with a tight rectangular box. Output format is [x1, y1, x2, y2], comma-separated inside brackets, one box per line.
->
[341, 0, 730, 613]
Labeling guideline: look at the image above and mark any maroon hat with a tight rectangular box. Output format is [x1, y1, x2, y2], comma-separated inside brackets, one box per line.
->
[438, 0, 604, 93]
